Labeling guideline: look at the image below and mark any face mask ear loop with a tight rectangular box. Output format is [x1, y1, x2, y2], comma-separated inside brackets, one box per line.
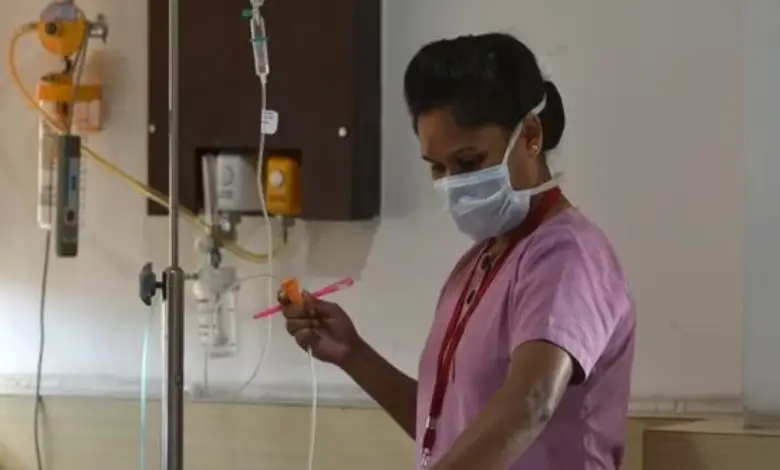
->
[502, 94, 548, 165]
[502, 122, 525, 167]
[502, 94, 548, 186]
[527, 172, 564, 196]
[531, 94, 547, 118]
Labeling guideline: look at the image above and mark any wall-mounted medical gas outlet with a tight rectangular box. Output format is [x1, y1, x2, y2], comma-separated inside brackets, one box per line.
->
[203, 152, 265, 215]
[146, 0, 381, 220]
[265, 154, 302, 216]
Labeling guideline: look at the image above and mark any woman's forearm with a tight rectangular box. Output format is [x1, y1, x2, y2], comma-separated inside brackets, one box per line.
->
[341, 340, 418, 439]
[431, 385, 543, 470]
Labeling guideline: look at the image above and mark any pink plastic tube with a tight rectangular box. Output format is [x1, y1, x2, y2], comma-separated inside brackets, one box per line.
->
[252, 277, 355, 319]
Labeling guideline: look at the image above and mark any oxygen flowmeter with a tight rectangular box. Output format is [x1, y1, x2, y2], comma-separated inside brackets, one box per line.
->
[34, 0, 108, 257]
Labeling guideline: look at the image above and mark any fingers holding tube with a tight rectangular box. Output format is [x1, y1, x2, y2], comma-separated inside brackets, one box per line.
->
[282, 292, 322, 352]
[292, 327, 321, 352]
[277, 288, 291, 306]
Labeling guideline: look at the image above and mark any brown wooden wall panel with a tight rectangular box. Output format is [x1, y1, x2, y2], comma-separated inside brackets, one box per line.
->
[147, 0, 381, 220]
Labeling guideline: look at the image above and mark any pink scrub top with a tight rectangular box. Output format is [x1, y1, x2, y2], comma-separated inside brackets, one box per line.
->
[416, 208, 636, 470]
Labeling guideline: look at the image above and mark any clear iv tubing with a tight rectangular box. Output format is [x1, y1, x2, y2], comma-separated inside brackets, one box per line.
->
[252, 22, 316, 466]
[7, 24, 282, 264]
[203, 273, 281, 396]
[255, 72, 277, 403]
[200, 79, 275, 398]
[253, 12, 316, 465]
[202, 274, 318, 470]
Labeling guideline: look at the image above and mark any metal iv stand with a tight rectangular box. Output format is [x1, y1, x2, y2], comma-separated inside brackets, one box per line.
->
[162, 0, 186, 465]
[137, 0, 185, 466]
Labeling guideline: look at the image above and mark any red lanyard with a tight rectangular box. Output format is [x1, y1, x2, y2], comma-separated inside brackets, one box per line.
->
[421, 188, 562, 466]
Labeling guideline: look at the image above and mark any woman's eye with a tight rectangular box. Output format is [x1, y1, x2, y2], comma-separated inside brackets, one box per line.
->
[430, 163, 445, 175]
[457, 159, 481, 173]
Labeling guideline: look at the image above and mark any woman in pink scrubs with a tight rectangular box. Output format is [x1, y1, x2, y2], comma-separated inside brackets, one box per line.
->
[281, 32, 636, 470]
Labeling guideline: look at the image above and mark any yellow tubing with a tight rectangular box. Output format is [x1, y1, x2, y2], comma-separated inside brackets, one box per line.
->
[7, 24, 281, 264]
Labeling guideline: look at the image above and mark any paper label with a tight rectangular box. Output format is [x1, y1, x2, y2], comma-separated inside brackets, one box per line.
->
[261, 109, 278, 135]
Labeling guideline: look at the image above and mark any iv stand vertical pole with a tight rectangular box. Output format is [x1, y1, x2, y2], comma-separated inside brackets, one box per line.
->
[163, 0, 185, 465]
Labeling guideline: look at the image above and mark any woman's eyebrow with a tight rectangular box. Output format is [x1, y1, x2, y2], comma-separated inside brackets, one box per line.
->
[421, 146, 482, 163]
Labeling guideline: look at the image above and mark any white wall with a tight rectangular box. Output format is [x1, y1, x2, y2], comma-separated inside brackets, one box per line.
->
[0, 0, 744, 402]
[743, 0, 780, 416]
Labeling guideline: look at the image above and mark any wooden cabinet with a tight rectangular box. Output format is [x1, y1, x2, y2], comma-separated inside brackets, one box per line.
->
[147, 0, 381, 220]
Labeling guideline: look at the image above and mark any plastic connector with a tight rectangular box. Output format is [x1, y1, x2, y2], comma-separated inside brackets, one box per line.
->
[281, 278, 304, 306]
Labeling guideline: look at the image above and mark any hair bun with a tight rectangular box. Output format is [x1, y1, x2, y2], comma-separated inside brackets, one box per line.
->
[539, 81, 566, 150]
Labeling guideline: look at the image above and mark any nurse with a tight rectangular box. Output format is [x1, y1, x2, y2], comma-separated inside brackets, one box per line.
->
[281, 32, 636, 470]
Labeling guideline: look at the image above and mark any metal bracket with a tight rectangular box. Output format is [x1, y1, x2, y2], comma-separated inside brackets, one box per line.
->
[89, 14, 109, 43]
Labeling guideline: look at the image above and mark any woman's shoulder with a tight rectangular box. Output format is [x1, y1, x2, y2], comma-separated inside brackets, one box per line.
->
[539, 207, 605, 239]
[516, 208, 625, 277]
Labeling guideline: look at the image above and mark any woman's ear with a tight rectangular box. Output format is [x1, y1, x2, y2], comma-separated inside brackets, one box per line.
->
[523, 115, 544, 158]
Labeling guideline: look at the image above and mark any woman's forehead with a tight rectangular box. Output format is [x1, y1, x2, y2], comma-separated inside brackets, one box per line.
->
[417, 111, 506, 160]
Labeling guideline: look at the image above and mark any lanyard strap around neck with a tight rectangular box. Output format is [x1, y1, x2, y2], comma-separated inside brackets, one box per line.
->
[421, 187, 562, 460]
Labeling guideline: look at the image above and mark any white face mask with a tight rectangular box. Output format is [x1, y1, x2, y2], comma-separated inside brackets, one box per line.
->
[434, 96, 562, 242]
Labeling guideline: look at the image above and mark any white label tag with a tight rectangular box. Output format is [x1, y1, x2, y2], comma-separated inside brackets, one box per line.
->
[261, 109, 279, 135]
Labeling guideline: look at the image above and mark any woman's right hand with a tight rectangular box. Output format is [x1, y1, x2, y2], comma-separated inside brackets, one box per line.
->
[280, 289, 363, 366]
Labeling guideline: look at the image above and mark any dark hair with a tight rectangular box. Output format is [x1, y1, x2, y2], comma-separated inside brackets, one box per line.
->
[403, 33, 565, 151]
